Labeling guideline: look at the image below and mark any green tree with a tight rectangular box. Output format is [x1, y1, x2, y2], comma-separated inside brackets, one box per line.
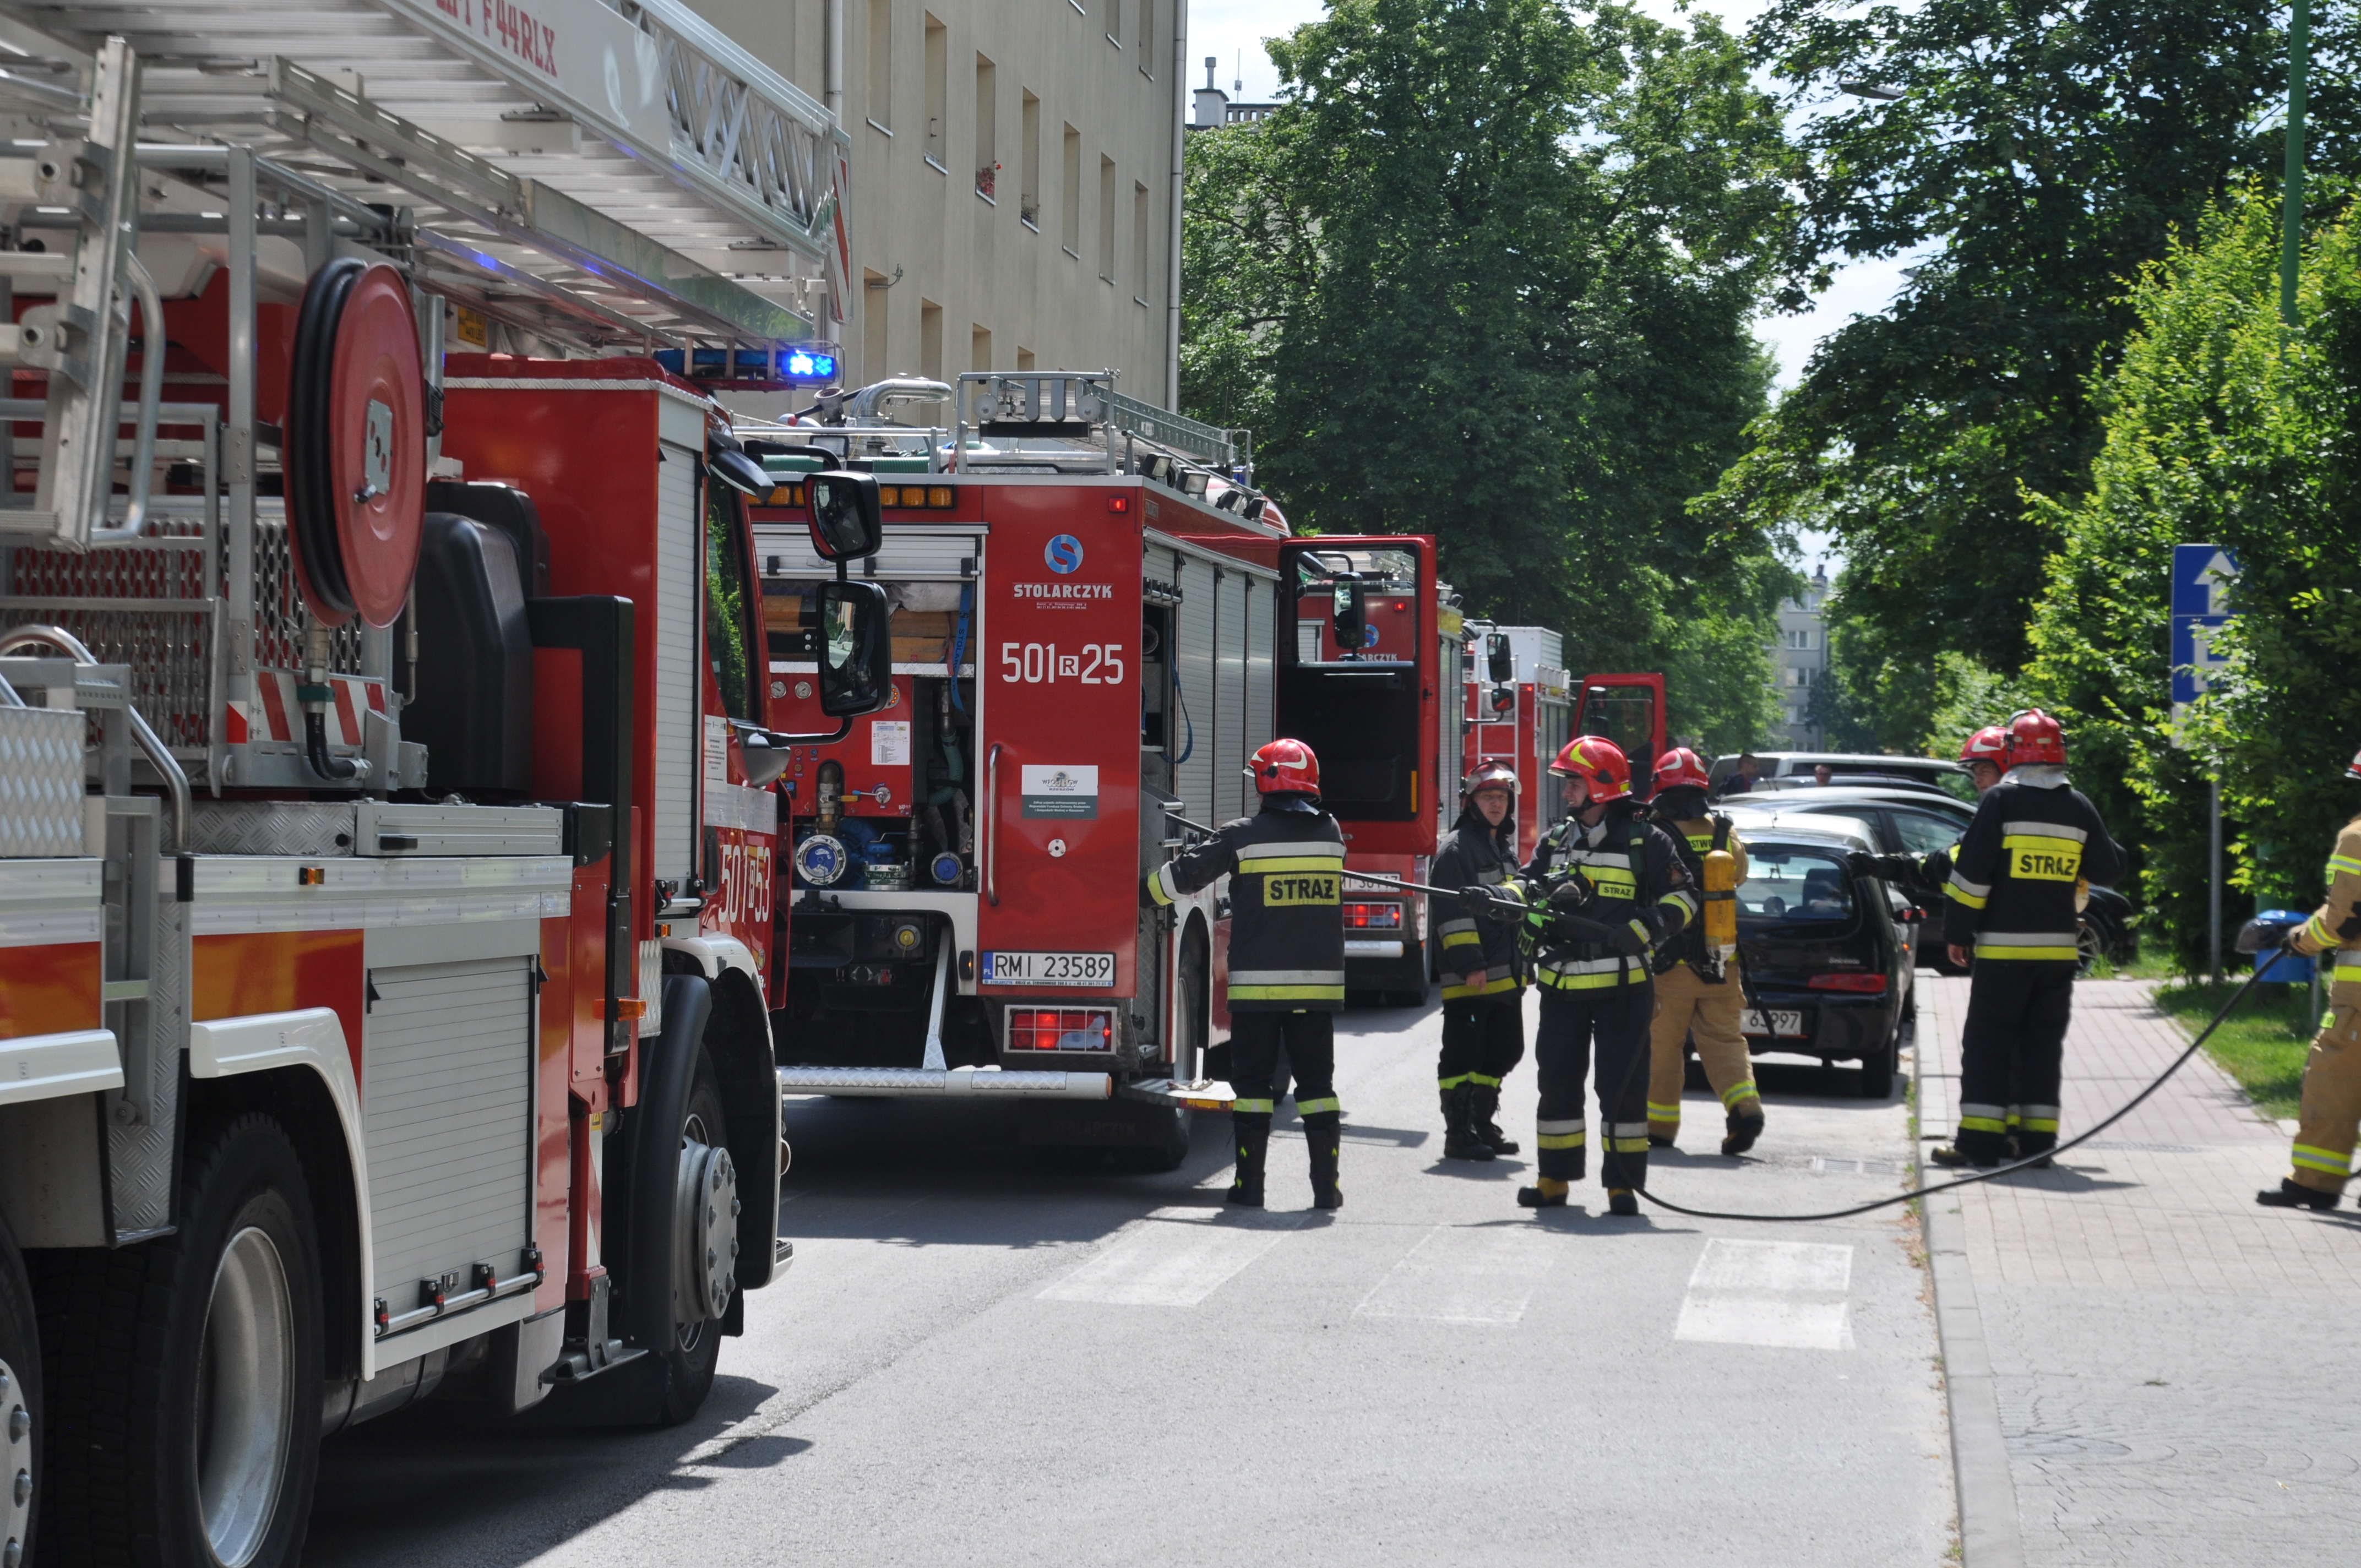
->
[1706, 0, 2361, 751]
[1181, 0, 1799, 751]
[2026, 183, 2361, 969]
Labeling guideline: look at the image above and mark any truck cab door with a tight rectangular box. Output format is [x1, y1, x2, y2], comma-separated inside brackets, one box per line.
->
[1274, 537, 1438, 856]
[1576, 673, 1667, 799]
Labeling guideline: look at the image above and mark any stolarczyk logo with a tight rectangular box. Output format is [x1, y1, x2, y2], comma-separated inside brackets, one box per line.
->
[1045, 534, 1084, 574]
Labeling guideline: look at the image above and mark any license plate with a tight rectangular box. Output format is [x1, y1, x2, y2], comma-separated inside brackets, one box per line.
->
[1741, 1008, 1806, 1038]
[981, 950, 1116, 987]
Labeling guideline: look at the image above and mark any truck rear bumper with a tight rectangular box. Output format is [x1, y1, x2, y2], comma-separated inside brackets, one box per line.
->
[777, 1065, 1112, 1101]
[1345, 939, 1405, 958]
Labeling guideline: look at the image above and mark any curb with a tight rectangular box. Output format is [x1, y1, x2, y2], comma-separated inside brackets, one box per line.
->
[1914, 1032, 2026, 1568]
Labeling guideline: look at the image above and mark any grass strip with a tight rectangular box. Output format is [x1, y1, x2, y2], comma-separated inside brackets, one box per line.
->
[2149, 976, 2320, 1122]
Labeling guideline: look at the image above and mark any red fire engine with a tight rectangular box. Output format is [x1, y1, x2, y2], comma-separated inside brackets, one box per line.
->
[1465, 622, 1668, 833]
[747, 373, 1443, 1160]
[0, 20, 879, 1567]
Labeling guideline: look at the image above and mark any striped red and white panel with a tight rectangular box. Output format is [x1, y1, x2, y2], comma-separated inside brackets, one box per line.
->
[225, 671, 388, 745]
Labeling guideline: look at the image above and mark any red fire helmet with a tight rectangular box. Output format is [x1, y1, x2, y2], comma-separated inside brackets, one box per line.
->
[1463, 759, 1519, 799]
[1549, 735, 1633, 803]
[1251, 738, 1321, 797]
[1959, 726, 2008, 766]
[2344, 744, 2361, 781]
[1653, 747, 1711, 792]
[2003, 709, 2066, 767]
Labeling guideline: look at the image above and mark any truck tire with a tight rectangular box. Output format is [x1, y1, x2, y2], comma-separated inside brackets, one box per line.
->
[2, 1216, 37, 1568]
[652, 1051, 729, 1426]
[36, 1114, 324, 1568]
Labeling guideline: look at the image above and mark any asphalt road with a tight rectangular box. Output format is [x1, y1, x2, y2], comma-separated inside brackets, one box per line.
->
[308, 993, 1954, 1565]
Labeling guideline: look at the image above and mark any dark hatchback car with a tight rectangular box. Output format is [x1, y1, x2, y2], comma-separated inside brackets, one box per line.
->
[1721, 786, 2136, 974]
[1734, 826, 1918, 1097]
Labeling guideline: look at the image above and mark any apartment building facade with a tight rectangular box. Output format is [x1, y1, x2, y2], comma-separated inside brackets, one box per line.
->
[1770, 564, 1830, 748]
[683, 0, 1186, 405]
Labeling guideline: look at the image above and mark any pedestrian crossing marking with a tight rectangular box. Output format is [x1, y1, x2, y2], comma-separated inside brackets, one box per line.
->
[1353, 1225, 1557, 1325]
[1037, 1207, 1298, 1308]
[1674, 1238, 1854, 1351]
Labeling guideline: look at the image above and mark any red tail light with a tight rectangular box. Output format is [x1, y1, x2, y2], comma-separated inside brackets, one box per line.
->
[1807, 972, 1887, 993]
[1343, 901, 1402, 930]
[1008, 1007, 1116, 1051]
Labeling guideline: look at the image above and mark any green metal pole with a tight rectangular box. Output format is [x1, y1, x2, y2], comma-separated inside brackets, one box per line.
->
[2282, 0, 2311, 328]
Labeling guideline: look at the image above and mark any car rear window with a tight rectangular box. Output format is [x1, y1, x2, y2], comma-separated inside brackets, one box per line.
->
[1739, 848, 1856, 925]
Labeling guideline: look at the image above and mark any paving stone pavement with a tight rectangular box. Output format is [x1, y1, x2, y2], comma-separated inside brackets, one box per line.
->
[1919, 973, 2361, 1564]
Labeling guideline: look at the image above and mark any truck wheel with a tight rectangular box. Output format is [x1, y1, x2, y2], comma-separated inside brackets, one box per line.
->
[653, 1053, 730, 1426]
[36, 1114, 323, 1568]
[2, 1217, 37, 1568]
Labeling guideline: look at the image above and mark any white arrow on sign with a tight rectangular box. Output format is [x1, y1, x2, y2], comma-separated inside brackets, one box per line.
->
[2201, 549, 2238, 615]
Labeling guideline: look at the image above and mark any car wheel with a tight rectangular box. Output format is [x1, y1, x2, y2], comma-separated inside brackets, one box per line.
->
[2076, 918, 2103, 975]
[1857, 1029, 1897, 1099]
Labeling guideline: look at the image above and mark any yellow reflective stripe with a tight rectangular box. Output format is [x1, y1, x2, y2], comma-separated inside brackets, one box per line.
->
[1437, 1072, 1474, 1089]
[1230, 984, 1347, 1001]
[1959, 1115, 2009, 1133]
[1468, 1072, 1503, 1087]
[1536, 1132, 1587, 1150]
[1719, 1081, 1759, 1108]
[1441, 930, 1483, 948]
[1607, 1136, 1650, 1153]
[2292, 1143, 2353, 1174]
[1296, 1096, 1341, 1115]
[1245, 855, 1351, 872]
[1645, 1101, 1682, 1119]
[1232, 1098, 1275, 1115]
[2310, 914, 2336, 946]
[2335, 961, 2361, 984]
[2328, 854, 2361, 876]
[2001, 833, 2084, 882]
[2020, 1117, 2060, 1133]
[1974, 944, 2079, 961]
[1946, 883, 1989, 910]
[1147, 864, 1178, 906]
[1443, 974, 1523, 998]
[1537, 969, 1646, 989]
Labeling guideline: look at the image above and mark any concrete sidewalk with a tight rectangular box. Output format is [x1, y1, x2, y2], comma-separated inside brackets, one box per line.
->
[1918, 973, 2361, 1565]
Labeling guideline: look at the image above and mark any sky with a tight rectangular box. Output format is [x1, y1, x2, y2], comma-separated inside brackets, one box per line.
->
[1185, 0, 1909, 573]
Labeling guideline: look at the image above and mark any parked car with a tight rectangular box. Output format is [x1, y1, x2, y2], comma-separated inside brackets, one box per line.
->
[1732, 822, 1919, 1097]
[1709, 751, 1976, 804]
[1720, 786, 2138, 974]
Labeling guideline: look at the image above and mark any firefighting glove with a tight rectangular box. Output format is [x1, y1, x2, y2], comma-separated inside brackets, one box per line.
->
[1921, 848, 1953, 884]
[1604, 917, 1651, 957]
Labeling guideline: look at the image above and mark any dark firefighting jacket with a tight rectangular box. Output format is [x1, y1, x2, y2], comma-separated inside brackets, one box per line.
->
[1942, 766, 2125, 963]
[1521, 802, 1698, 990]
[1431, 807, 1527, 1000]
[1146, 801, 1348, 1011]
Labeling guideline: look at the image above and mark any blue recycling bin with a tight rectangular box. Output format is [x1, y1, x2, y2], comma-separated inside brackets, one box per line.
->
[2251, 910, 2318, 981]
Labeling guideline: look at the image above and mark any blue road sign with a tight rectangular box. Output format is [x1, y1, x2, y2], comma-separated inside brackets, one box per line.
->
[2170, 543, 2238, 710]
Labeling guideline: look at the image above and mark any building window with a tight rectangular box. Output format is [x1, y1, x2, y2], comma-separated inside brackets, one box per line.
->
[1019, 90, 1041, 227]
[864, 0, 891, 132]
[1098, 155, 1117, 281]
[1016, 346, 1036, 371]
[861, 268, 889, 383]
[1107, 0, 1122, 46]
[920, 298, 943, 380]
[971, 324, 991, 372]
[1061, 124, 1082, 255]
[1136, 0, 1154, 72]
[973, 54, 997, 199]
[1133, 181, 1150, 301]
[922, 13, 948, 170]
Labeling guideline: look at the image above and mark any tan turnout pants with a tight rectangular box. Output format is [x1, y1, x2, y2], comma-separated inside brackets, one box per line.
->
[2289, 992, 2361, 1195]
[1647, 961, 1764, 1141]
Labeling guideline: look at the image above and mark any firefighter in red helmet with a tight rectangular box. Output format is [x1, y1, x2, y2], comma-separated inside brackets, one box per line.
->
[2259, 743, 2361, 1209]
[1430, 760, 1530, 1160]
[1145, 737, 1347, 1208]
[1516, 735, 1698, 1215]
[1644, 748, 1765, 1155]
[1932, 709, 2124, 1168]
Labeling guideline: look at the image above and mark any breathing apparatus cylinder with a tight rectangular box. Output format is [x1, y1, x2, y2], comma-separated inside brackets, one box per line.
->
[1702, 846, 1738, 957]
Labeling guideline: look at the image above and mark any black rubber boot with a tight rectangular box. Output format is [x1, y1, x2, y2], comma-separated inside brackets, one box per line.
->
[1228, 1111, 1270, 1207]
[1441, 1086, 1496, 1162]
[1305, 1110, 1343, 1210]
[1516, 1182, 1568, 1208]
[1606, 1188, 1640, 1217]
[1470, 1084, 1520, 1155]
[2257, 1178, 2341, 1211]
[1647, 1133, 1676, 1150]
[1721, 1110, 1765, 1157]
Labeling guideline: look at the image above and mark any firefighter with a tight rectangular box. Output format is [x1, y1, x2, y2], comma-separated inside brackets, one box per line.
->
[1516, 736, 1698, 1215]
[2258, 744, 2361, 1210]
[1431, 760, 1530, 1161]
[1932, 710, 2125, 1168]
[1644, 748, 1764, 1156]
[1145, 737, 1347, 1209]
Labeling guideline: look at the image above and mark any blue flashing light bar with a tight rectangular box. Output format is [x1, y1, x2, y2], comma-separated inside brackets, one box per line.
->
[651, 343, 840, 384]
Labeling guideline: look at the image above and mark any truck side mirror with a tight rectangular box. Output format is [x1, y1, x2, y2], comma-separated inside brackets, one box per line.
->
[1486, 632, 1513, 684]
[816, 578, 893, 716]
[1332, 571, 1368, 656]
[807, 471, 883, 562]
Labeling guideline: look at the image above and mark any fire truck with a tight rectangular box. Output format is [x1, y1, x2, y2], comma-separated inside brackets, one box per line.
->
[1465, 622, 1667, 830]
[748, 373, 1447, 1162]
[0, 12, 880, 1565]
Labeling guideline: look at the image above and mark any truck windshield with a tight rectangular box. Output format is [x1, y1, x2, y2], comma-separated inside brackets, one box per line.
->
[1293, 547, 1419, 665]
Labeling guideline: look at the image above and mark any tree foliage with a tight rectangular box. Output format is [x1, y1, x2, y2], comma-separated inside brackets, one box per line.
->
[2026, 184, 2361, 970]
[1705, 0, 2361, 752]
[1180, 0, 1798, 750]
